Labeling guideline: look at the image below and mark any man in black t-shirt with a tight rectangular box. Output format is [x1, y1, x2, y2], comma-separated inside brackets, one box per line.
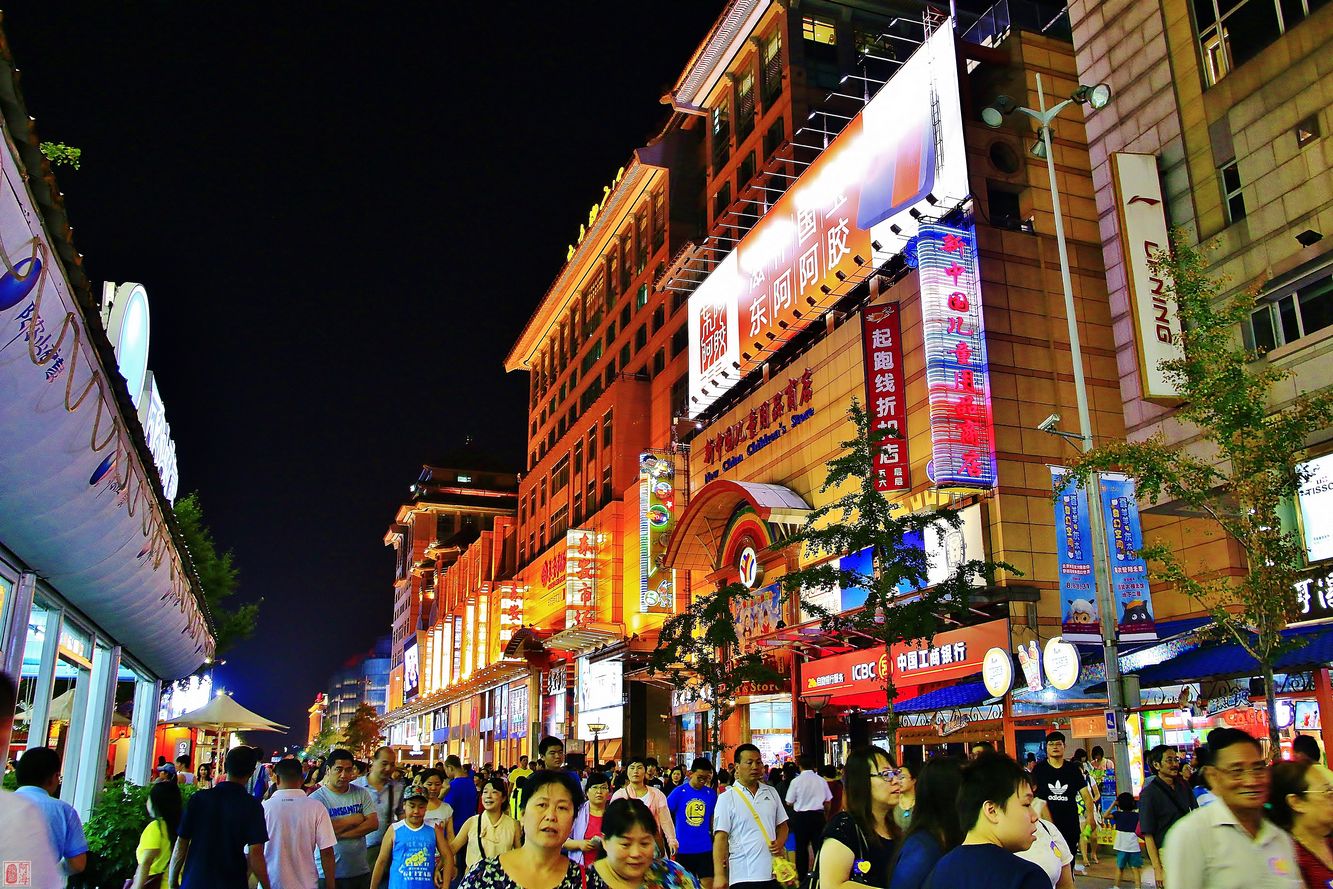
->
[1030, 731, 1096, 873]
[170, 745, 271, 889]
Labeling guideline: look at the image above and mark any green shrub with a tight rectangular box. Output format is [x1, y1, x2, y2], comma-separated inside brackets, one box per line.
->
[76, 779, 199, 889]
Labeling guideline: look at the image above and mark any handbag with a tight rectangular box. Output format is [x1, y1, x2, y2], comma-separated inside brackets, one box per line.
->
[734, 785, 799, 889]
[803, 814, 870, 889]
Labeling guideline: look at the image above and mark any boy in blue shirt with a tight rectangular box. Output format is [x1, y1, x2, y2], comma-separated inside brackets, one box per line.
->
[371, 786, 450, 889]
[667, 758, 717, 888]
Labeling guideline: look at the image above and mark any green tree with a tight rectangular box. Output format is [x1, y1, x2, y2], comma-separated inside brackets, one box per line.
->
[340, 703, 385, 759]
[1061, 232, 1333, 753]
[39, 141, 81, 170]
[647, 581, 784, 763]
[305, 723, 341, 761]
[175, 492, 260, 655]
[777, 401, 1013, 749]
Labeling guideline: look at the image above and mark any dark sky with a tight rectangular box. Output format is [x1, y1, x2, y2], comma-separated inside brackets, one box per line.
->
[3, 2, 720, 741]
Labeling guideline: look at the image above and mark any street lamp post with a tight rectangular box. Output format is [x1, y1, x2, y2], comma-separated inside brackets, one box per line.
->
[982, 76, 1134, 795]
[587, 722, 608, 768]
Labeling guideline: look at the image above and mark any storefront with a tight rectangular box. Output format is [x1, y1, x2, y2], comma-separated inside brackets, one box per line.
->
[575, 654, 624, 764]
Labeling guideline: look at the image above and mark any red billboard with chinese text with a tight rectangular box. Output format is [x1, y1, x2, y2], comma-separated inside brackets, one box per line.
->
[862, 304, 909, 491]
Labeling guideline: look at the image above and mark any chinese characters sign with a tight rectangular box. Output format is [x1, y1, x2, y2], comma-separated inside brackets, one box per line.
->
[1295, 567, 1333, 622]
[687, 24, 970, 418]
[639, 452, 676, 613]
[861, 305, 909, 491]
[701, 368, 815, 467]
[497, 582, 524, 648]
[918, 223, 997, 488]
[1100, 473, 1156, 641]
[1053, 467, 1100, 643]
[565, 529, 598, 628]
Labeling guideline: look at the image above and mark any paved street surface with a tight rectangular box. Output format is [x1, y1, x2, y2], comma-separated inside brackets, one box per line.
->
[1074, 854, 1158, 888]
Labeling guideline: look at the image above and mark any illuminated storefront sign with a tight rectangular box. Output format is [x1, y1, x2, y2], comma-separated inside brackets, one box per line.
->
[919, 223, 996, 489]
[1297, 453, 1333, 564]
[451, 614, 463, 679]
[463, 599, 476, 678]
[565, 529, 597, 627]
[687, 24, 969, 417]
[403, 637, 421, 701]
[639, 452, 676, 613]
[577, 657, 624, 739]
[1111, 153, 1181, 401]
[701, 368, 815, 482]
[1295, 566, 1333, 622]
[862, 304, 909, 491]
[498, 582, 524, 647]
[137, 372, 180, 503]
[475, 582, 491, 674]
[100, 282, 151, 411]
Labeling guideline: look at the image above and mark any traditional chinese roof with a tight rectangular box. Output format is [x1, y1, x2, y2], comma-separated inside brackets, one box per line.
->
[666, 0, 773, 111]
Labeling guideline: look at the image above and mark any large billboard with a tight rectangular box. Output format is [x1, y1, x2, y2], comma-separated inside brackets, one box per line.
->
[688, 22, 968, 417]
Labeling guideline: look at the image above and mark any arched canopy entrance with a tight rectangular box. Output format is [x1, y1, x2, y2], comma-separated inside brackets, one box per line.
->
[663, 480, 811, 572]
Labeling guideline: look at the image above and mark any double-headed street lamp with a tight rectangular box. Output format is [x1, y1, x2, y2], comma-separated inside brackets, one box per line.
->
[982, 77, 1133, 794]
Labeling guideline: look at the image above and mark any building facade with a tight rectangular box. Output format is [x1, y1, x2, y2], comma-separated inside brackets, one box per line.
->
[324, 635, 392, 730]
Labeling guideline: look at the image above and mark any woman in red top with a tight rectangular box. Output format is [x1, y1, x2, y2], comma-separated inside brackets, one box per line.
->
[1270, 760, 1333, 888]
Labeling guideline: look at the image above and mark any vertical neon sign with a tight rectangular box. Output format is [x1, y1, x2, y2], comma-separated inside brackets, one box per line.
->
[639, 451, 676, 612]
[918, 223, 997, 488]
[861, 305, 910, 491]
[565, 529, 598, 627]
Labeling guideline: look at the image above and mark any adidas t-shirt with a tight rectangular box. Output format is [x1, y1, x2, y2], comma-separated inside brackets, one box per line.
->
[1031, 760, 1084, 845]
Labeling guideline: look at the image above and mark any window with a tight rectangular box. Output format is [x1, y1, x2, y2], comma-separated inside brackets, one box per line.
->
[802, 16, 840, 89]
[764, 117, 786, 159]
[603, 410, 614, 448]
[605, 364, 617, 387]
[738, 151, 756, 190]
[581, 341, 603, 373]
[574, 440, 584, 476]
[714, 182, 732, 221]
[652, 190, 666, 249]
[802, 16, 836, 44]
[987, 182, 1024, 229]
[602, 463, 614, 503]
[652, 349, 666, 376]
[652, 305, 666, 333]
[1192, 0, 1325, 85]
[761, 31, 783, 105]
[711, 103, 731, 170]
[671, 324, 688, 357]
[587, 475, 598, 514]
[550, 505, 569, 541]
[736, 71, 755, 140]
[1249, 272, 1333, 352]
[605, 320, 617, 347]
[620, 343, 631, 368]
[636, 284, 649, 310]
[635, 212, 649, 273]
[1221, 161, 1246, 223]
[587, 426, 597, 460]
[635, 325, 648, 351]
[540, 476, 548, 506]
[572, 490, 582, 525]
[551, 457, 570, 494]
[671, 373, 689, 418]
[672, 289, 688, 314]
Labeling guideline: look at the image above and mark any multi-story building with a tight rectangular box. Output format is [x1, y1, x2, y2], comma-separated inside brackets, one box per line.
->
[324, 635, 392, 730]
[1062, 0, 1333, 754]
[308, 693, 326, 745]
[382, 455, 518, 762]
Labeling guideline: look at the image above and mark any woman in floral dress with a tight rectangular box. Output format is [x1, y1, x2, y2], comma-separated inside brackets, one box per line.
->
[457, 770, 585, 889]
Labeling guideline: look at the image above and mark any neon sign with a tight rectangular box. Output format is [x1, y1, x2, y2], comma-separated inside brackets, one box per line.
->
[918, 223, 996, 488]
[566, 167, 627, 261]
[639, 452, 676, 613]
[497, 582, 524, 647]
[862, 305, 909, 491]
[565, 529, 598, 627]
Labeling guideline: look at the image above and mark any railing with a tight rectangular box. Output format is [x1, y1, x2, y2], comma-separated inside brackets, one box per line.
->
[961, 0, 1072, 47]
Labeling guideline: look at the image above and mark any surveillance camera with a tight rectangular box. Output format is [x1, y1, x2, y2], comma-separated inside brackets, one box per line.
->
[1038, 413, 1061, 433]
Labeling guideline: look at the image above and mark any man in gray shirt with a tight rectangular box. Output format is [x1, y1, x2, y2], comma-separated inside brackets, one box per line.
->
[310, 748, 378, 889]
[351, 746, 401, 864]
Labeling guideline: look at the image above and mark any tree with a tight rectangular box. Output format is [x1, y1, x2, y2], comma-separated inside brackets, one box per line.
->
[340, 703, 385, 759]
[777, 400, 1013, 749]
[648, 581, 784, 763]
[39, 141, 81, 170]
[174, 492, 260, 655]
[1061, 231, 1333, 753]
[305, 724, 341, 761]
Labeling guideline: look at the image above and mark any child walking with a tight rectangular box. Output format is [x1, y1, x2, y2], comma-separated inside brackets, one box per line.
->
[1109, 791, 1144, 889]
[372, 785, 452, 889]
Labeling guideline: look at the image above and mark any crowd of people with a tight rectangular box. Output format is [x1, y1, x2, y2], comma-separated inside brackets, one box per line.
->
[4, 668, 1333, 889]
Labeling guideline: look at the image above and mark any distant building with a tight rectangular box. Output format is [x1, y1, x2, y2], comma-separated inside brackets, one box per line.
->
[324, 635, 391, 730]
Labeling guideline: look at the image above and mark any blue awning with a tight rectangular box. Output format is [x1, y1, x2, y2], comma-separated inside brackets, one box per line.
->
[1126, 622, 1333, 686]
[896, 680, 991, 713]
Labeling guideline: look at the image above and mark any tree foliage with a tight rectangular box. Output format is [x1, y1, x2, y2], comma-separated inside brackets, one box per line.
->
[1060, 231, 1333, 752]
[647, 580, 784, 762]
[39, 141, 81, 170]
[340, 703, 386, 759]
[305, 723, 341, 761]
[777, 400, 1014, 748]
[175, 492, 260, 655]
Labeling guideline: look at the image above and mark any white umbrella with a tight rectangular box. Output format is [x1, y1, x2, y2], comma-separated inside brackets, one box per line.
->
[19, 688, 131, 726]
[169, 694, 288, 732]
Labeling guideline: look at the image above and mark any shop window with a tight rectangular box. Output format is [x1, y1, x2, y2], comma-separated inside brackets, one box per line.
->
[1221, 161, 1246, 224]
[1248, 271, 1333, 352]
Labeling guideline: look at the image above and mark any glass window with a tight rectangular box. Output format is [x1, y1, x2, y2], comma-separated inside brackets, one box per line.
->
[1248, 273, 1333, 351]
[652, 305, 666, 333]
[636, 284, 649, 310]
[652, 349, 665, 376]
[671, 324, 688, 357]
[652, 191, 666, 249]
[714, 182, 732, 222]
[603, 411, 614, 448]
[587, 426, 597, 460]
[635, 326, 648, 351]
[1221, 161, 1246, 223]
[802, 17, 836, 43]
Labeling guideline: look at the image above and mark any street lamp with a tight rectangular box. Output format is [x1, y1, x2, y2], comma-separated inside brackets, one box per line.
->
[984, 77, 1133, 795]
[587, 722, 608, 768]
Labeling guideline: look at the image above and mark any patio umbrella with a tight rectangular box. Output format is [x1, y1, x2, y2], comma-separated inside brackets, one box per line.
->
[19, 688, 132, 725]
[168, 694, 288, 770]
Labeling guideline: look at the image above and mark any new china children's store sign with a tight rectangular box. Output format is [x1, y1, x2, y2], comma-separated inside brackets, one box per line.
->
[687, 23, 969, 418]
[701, 368, 815, 482]
[918, 223, 997, 489]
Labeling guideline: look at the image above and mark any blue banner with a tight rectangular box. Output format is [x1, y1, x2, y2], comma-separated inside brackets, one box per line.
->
[1052, 467, 1101, 642]
[1100, 473, 1157, 641]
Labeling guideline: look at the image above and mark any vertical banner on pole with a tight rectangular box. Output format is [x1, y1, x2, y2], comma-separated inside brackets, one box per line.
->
[862, 304, 910, 491]
[1099, 472, 1158, 641]
[1052, 467, 1101, 642]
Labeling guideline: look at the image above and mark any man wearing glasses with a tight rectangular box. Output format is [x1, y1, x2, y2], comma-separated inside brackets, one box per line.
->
[1139, 744, 1198, 887]
[311, 748, 380, 889]
[1163, 727, 1300, 889]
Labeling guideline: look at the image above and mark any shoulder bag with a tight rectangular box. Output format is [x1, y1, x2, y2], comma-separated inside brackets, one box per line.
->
[803, 813, 870, 889]
[734, 785, 799, 889]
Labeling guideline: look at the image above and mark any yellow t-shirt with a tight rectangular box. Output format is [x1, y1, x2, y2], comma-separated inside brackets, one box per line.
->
[136, 819, 171, 876]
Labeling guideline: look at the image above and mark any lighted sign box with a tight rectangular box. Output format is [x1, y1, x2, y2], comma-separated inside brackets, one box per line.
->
[403, 637, 421, 701]
[639, 452, 676, 613]
[862, 304, 909, 491]
[688, 23, 968, 417]
[1298, 453, 1333, 563]
[497, 582, 524, 647]
[565, 529, 598, 627]
[576, 657, 623, 740]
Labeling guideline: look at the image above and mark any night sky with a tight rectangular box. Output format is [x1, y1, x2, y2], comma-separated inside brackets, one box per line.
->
[3, 2, 720, 741]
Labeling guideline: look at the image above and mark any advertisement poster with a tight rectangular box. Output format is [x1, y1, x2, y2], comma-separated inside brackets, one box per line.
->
[403, 637, 420, 701]
[639, 452, 677, 613]
[1052, 467, 1100, 643]
[862, 304, 910, 491]
[917, 223, 997, 488]
[1100, 472, 1157, 641]
[734, 583, 783, 655]
[1298, 453, 1333, 563]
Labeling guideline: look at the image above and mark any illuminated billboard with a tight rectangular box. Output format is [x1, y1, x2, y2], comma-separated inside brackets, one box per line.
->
[918, 223, 997, 489]
[566, 529, 598, 627]
[862, 304, 909, 491]
[688, 22, 968, 417]
[403, 637, 421, 701]
[497, 582, 524, 648]
[639, 451, 677, 613]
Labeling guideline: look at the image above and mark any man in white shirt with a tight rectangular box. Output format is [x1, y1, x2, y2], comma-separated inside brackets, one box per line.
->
[0, 671, 62, 889]
[262, 758, 337, 889]
[784, 754, 832, 882]
[713, 744, 789, 889]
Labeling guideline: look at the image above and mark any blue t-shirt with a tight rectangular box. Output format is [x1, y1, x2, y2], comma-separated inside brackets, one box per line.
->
[889, 831, 943, 889]
[178, 781, 269, 889]
[443, 776, 478, 834]
[667, 784, 717, 855]
[13, 786, 88, 862]
[1112, 810, 1139, 833]
[924, 844, 1049, 889]
[388, 823, 437, 889]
